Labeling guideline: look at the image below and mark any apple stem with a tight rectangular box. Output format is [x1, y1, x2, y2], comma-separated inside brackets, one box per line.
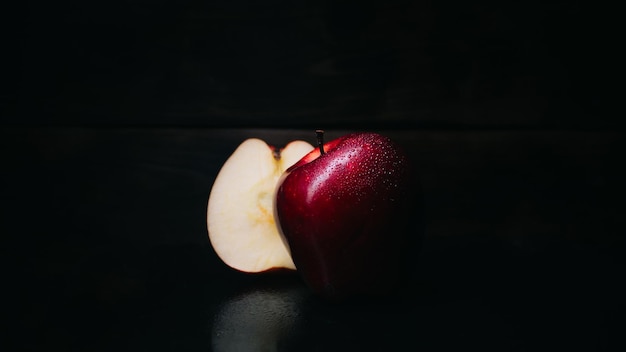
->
[316, 130, 325, 155]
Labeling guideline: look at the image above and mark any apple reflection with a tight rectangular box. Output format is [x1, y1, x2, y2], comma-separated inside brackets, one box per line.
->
[211, 283, 309, 352]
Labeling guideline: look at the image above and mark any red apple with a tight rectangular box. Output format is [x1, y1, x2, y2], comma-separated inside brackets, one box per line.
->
[274, 131, 415, 299]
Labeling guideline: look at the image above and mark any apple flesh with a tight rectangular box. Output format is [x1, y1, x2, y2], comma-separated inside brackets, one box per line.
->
[275, 132, 414, 299]
[207, 138, 314, 273]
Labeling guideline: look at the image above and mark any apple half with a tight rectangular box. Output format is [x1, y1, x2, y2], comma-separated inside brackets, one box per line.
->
[207, 138, 314, 273]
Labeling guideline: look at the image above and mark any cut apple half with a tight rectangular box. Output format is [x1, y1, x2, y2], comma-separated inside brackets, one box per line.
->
[207, 138, 314, 273]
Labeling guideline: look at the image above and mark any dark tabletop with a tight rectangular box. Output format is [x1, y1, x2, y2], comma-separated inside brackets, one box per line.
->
[2, 1, 623, 351]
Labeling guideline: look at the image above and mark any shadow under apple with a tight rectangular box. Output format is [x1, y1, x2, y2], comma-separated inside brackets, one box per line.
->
[210, 276, 425, 352]
[211, 280, 311, 352]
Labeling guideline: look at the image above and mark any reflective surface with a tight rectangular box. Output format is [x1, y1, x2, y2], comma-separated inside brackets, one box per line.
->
[11, 239, 624, 351]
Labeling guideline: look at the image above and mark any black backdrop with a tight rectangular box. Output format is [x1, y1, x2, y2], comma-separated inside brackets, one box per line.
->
[3, 0, 615, 128]
[2, 1, 623, 351]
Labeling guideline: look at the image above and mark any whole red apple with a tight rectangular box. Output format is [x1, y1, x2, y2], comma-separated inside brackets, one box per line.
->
[274, 131, 415, 299]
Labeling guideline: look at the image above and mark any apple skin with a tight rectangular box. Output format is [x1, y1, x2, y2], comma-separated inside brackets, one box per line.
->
[274, 132, 416, 300]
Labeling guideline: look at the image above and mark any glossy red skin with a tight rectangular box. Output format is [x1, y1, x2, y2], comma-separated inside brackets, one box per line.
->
[274, 133, 413, 300]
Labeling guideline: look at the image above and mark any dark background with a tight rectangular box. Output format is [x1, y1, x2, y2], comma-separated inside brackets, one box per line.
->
[2, 1, 623, 351]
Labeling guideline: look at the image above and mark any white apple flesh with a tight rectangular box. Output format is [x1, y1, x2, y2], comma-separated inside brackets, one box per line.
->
[207, 138, 314, 273]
